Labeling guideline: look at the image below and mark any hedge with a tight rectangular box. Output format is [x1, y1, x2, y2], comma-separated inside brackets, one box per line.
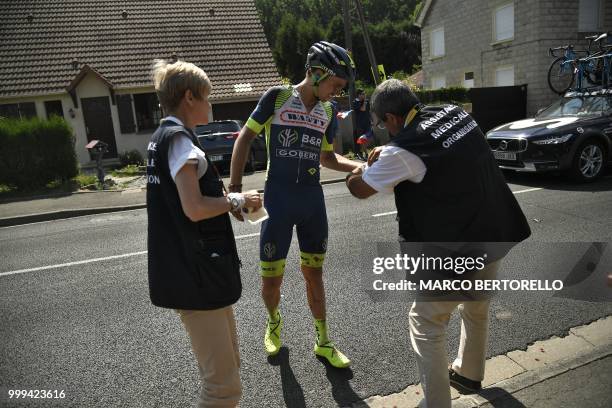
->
[0, 116, 78, 190]
[415, 87, 470, 104]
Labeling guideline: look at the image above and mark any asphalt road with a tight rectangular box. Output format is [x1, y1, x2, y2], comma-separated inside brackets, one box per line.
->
[1, 171, 611, 408]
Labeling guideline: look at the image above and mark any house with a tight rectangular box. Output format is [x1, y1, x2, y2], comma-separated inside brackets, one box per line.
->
[0, 0, 282, 166]
[415, 0, 611, 116]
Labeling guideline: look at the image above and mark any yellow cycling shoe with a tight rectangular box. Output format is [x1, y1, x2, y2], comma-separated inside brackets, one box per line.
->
[264, 312, 282, 356]
[314, 341, 351, 368]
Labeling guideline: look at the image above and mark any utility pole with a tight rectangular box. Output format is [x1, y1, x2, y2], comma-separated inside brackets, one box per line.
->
[354, 0, 380, 85]
[342, 0, 356, 154]
[342, 0, 355, 102]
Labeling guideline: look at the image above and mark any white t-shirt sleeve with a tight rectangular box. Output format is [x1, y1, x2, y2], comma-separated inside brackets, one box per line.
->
[168, 133, 208, 181]
[361, 145, 427, 194]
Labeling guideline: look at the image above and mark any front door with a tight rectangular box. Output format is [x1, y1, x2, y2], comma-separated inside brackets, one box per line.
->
[81, 96, 118, 159]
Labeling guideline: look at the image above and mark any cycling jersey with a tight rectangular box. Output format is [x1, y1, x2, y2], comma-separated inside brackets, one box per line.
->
[246, 85, 335, 186]
[246, 85, 335, 276]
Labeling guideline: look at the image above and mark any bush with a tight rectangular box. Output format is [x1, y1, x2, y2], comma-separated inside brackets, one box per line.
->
[118, 149, 144, 167]
[111, 164, 142, 177]
[74, 173, 97, 187]
[415, 87, 470, 104]
[0, 116, 78, 190]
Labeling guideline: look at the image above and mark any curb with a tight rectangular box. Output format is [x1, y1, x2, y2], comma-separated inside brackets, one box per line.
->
[0, 178, 348, 227]
[0, 204, 147, 227]
[355, 316, 612, 408]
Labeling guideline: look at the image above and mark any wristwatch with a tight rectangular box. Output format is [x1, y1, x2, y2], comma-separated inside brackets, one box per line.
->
[228, 196, 240, 211]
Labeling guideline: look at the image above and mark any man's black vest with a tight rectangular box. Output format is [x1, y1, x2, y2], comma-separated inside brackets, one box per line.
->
[390, 105, 531, 252]
[146, 120, 241, 310]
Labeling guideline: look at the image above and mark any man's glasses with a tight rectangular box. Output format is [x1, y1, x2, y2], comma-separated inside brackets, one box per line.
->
[371, 112, 386, 130]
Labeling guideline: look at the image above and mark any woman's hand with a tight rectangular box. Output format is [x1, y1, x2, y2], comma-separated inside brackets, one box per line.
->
[242, 190, 262, 211]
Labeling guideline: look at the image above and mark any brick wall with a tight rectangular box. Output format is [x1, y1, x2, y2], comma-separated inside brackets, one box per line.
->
[420, 0, 612, 117]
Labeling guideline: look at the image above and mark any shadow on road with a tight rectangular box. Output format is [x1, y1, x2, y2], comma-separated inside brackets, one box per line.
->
[317, 356, 363, 407]
[477, 387, 528, 407]
[267, 347, 306, 408]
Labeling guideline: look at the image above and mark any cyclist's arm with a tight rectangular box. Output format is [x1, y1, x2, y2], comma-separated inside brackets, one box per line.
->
[229, 125, 258, 187]
[230, 87, 279, 188]
[319, 109, 362, 171]
[320, 150, 362, 172]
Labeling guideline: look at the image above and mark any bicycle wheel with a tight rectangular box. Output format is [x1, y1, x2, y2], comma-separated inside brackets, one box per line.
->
[547, 57, 574, 94]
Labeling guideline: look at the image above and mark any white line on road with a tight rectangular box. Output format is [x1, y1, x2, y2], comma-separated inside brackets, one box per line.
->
[372, 211, 398, 218]
[0, 232, 260, 278]
[513, 187, 543, 194]
[371, 187, 543, 217]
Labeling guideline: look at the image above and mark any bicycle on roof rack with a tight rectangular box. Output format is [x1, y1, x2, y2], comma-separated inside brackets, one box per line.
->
[547, 32, 611, 94]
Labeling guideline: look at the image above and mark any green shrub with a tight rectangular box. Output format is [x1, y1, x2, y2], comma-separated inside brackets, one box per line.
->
[74, 173, 97, 187]
[111, 164, 142, 177]
[415, 87, 470, 104]
[0, 116, 78, 190]
[118, 149, 144, 167]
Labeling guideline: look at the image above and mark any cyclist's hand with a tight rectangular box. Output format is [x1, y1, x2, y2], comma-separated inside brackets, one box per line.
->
[367, 146, 383, 166]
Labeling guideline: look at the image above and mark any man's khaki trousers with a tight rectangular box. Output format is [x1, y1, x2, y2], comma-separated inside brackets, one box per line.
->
[177, 306, 242, 408]
[409, 260, 501, 408]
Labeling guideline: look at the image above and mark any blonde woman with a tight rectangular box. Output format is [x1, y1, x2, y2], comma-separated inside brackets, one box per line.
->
[147, 59, 261, 408]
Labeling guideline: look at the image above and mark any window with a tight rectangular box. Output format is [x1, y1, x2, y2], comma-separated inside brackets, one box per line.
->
[495, 66, 514, 86]
[0, 102, 36, 119]
[494, 3, 514, 42]
[44, 100, 64, 119]
[578, 0, 601, 32]
[464, 72, 475, 88]
[430, 27, 445, 58]
[431, 75, 446, 90]
[116, 94, 136, 133]
[133, 93, 161, 131]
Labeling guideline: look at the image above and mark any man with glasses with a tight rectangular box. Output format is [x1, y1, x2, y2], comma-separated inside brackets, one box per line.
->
[229, 41, 363, 368]
[345, 79, 530, 407]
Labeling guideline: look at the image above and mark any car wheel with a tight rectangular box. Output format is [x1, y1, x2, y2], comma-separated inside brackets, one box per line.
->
[569, 139, 606, 182]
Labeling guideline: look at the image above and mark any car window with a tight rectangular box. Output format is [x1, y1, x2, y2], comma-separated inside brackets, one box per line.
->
[195, 121, 240, 134]
[537, 97, 605, 118]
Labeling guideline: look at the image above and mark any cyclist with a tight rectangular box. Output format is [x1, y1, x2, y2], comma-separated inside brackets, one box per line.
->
[229, 41, 363, 368]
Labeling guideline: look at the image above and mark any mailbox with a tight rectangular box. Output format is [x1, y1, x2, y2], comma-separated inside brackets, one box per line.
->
[85, 140, 109, 187]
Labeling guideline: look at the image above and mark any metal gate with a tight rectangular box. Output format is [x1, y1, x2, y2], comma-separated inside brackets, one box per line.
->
[468, 85, 527, 133]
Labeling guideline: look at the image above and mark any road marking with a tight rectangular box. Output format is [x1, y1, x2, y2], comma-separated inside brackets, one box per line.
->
[235, 233, 261, 239]
[513, 187, 543, 194]
[371, 187, 543, 217]
[372, 211, 398, 218]
[0, 232, 260, 278]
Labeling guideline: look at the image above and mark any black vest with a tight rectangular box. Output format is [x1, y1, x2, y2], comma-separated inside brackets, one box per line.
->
[146, 121, 241, 310]
[390, 105, 531, 257]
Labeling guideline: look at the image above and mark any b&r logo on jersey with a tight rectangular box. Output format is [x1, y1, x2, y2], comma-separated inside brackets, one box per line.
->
[278, 129, 299, 147]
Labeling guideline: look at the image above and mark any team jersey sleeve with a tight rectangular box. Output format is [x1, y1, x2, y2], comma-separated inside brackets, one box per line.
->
[246, 87, 282, 134]
[322, 102, 337, 152]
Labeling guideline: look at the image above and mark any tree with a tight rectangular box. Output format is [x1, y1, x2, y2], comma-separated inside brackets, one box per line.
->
[258, 0, 423, 84]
